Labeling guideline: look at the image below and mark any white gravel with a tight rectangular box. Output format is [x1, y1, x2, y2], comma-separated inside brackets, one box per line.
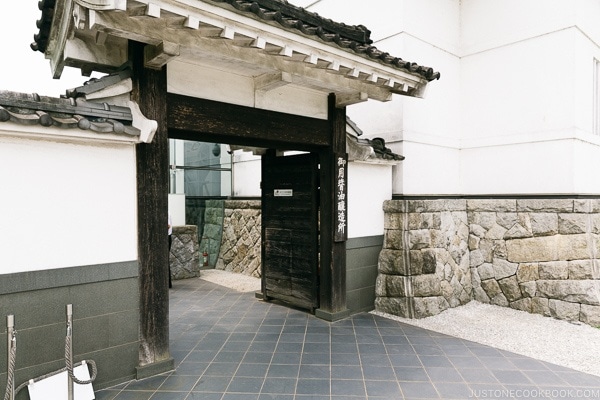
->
[200, 269, 262, 293]
[373, 302, 600, 377]
[199, 270, 600, 377]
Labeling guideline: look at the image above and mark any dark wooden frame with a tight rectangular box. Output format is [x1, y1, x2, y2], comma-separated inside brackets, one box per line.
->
[167, 94, 330, 149]
[130, 41, 174, 378]
[315, 94, 349, 321]
[133, 84, 349, 373]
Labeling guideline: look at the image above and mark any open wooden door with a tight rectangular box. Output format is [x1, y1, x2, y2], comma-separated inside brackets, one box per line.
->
[261, 152, 320, 312]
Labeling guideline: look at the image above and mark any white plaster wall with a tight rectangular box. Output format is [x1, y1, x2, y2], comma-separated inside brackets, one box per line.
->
[460, 29, 578, 141]
[232, 151, 262, 197]
[308, 0, 600, 196]
[343, 0, 461, 196]
[460, 0, 577, 57]
[0, 134, 138, 274]
[348, 162, 392, 238]
[168, 194, 186, 226]
[459, 3, 600, 194]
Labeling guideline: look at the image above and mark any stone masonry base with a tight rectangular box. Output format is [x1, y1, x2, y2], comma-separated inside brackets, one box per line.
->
[376, 198, 600, 326]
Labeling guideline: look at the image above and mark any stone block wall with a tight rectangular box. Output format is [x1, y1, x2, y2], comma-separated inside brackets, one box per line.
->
[216, 200, 262, 277]
[376, 199, 472, 318]
[170, 225, 200, 280]
[469, 199, 600, 325]
[376, 198, 600, 326]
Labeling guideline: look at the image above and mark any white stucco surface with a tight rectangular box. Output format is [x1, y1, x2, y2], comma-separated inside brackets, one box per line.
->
[0, 132, 138, 273]
[347, 162, 393, 239]
[308, 0, 600, 196]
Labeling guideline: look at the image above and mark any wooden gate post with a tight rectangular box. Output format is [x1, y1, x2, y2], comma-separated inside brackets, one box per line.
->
[130, 41, 174, 378]
[316, 93, 350, 321]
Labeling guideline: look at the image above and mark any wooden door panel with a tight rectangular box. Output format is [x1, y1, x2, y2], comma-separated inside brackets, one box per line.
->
[261, 152, 319, 312]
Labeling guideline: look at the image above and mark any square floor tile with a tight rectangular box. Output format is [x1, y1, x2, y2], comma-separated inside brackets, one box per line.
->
[418, 355, 453, 368]
[458, 368, 499, 384]
[362, 365, 397, 380]
[267, 364, 300, 378]
[260, 377, 297, 394]
[295, 378, 330, 395]
[226, 376, 264, 393]
[193, 376, 232, 392]
[425, 366, 464, 383]
[331, 365, 363, 380]
[434, 382, 472, 398]
[492, 370, 531, 385]
[298, 364, 330, 379]
[394, 366, 430, 382]
[399, 381, 439, 399]
[331, 379, 366, 396]
[364, 380, 402, 398]
[235, 362, 269, 378]
[202, 362, 239, 377]
[301, 352, 330, 365]
[149, 392, 188, 400]
[158, 375, 198, 392]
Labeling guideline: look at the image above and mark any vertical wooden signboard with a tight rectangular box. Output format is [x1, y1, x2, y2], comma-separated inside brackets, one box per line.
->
[334, 153, 348, 242]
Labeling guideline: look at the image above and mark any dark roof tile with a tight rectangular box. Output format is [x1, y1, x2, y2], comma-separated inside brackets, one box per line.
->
[0, 90, 140, 137]
[32, 0, 440, 82]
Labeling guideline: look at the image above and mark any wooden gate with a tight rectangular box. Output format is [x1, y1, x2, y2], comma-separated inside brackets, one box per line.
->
[261, 152, 320, 312]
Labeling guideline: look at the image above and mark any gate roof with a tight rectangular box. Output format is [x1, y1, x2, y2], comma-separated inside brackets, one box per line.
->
[32, 0, 439, 106]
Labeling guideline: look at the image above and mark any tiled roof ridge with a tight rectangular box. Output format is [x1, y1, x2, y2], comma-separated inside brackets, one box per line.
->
[0, 90, 139, 136]
[31, 0, 440, 82]
[211, 0, 373, 45]
[30, 0, 55, 53]
[210, 0, 440, 81]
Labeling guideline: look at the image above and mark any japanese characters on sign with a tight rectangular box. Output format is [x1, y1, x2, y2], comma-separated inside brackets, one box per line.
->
[335, 154, 348, 242]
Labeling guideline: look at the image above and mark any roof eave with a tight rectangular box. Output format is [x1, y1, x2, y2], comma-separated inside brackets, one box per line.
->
[40, 0, 436, 106]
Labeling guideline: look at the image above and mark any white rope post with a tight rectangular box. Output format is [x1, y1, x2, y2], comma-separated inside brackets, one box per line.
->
[6, 315, 15, 400]
[66, 305, 73, 400]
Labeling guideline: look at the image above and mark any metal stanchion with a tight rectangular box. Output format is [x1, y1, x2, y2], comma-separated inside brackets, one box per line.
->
[66, 305, 73, 400]
[5, 315, 15, 400]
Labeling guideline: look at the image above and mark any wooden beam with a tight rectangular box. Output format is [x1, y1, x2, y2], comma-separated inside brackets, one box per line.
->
[144, 41, 180, 70]
[166, 93, 330, 149]
[130, 40, 174, 377]
[335, 92, 368, 107]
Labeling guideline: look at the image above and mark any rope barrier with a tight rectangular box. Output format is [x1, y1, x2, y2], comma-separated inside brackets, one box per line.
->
[3, 328, 16, 400]
[64, 335, 97, 385]
[3, 306, 97, 399]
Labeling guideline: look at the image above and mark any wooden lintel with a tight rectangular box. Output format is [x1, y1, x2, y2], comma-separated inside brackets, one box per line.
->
[144, 41, 180, 70]
[167, 93, 330, 149]
[335, 92, 368, 107]
[95, 31, 108, 45]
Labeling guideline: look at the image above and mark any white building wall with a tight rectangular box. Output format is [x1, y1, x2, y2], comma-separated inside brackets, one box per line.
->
[460, 1, 600, 195]
[231, 151, 262, 197]
[304, 0, 600, 196]
[347, 162, 393, 239]
[0, 132, 138, 274]
[306, 0, 462, 196]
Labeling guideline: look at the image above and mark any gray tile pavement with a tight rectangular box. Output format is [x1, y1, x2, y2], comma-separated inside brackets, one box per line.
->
[95, 278, 600, 400]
